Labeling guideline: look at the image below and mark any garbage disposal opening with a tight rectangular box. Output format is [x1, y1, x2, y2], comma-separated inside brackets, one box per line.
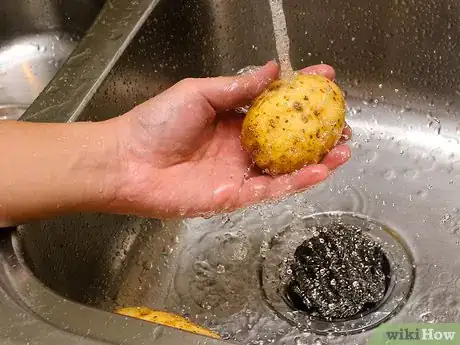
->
[260, 212, 415, 335]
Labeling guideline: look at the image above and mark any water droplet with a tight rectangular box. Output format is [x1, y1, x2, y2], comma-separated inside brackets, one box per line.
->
[419, 311, 435, 323]
[142, 260, 153, 270]
[438, 272, 453, 284]
[383, 169, 396, 181]
[416, 189, 428, 199]
[441, 214, 452, 224]
[404, 169, 419, 180]
[313, 338, 323, 345]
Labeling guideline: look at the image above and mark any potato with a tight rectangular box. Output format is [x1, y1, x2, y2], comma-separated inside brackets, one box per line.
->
[241, 73, 346, 175]
[116, 306, 220, 339]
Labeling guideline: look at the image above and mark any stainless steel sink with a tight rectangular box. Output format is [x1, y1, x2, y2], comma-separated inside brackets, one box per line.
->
[0, 0, 105, 120]
[3, 0, 460, 344]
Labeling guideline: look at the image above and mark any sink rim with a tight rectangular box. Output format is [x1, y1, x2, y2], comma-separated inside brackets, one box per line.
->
[19, 0, 162, 124]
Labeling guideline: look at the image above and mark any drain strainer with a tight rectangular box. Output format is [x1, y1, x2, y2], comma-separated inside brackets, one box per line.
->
[260, 212, 415, 335]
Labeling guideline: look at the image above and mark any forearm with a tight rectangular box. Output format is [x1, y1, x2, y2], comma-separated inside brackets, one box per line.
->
[0, 120, 121, 226]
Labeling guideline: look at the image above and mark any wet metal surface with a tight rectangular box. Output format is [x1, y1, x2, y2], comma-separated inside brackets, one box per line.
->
[0, 0, 104, 120]
[1, 0, 460, 344]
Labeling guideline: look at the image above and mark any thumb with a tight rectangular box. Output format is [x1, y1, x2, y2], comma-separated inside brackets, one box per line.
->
[188, 60, 280, 112]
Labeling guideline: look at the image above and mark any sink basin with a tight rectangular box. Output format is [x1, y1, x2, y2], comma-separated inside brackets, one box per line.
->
[0, 0, 105, 120]
[12, 0, 460, 344]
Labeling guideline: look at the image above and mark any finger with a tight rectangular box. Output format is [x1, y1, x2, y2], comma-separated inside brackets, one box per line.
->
[339, 123, 352, 144]
[321, 144, 351, 170]
[190, 60, 280, 112]
[299, 64, 336, 80]
[270, 164, 330, 197]
[238, 164, 329, 205]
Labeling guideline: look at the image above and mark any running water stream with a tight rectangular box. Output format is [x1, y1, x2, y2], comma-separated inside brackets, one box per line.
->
[268, 0, 294, 78]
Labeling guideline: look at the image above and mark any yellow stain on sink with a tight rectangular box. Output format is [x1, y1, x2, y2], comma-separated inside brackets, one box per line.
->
[116, 306, 221, 339]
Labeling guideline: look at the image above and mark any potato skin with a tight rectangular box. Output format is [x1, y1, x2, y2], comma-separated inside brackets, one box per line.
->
[116, 306, 220, 339]
[241, 74, 346, 176]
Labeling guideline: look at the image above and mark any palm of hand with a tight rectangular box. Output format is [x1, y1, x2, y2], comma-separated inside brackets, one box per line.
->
[117, 62, 351, 219]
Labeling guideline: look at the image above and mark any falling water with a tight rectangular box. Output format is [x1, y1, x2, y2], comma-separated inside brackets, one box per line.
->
[268, 0, 294, 78]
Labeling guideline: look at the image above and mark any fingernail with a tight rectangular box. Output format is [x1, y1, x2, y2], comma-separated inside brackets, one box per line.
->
[340, 147, 352, 159]
[346, 148, 352, 158]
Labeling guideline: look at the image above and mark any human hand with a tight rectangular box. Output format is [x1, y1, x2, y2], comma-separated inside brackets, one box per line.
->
[109, 61, 351, 218]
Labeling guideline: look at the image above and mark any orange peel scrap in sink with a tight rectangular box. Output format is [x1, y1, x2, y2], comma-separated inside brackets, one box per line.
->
[116, 306, 221, 339]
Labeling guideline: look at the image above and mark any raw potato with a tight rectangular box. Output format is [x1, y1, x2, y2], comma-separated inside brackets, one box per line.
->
[116, 306, 220, 339]
[241, 73, 346, 175]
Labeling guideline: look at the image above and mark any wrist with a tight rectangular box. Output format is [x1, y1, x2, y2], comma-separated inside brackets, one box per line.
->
[72, 119, 125, 214]
[93, 113, 166, 218]
[88, 115, 151, 216]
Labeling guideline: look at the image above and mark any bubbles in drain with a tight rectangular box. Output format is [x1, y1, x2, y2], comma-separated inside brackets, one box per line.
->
[261, 212, 414, 337]
[284, 221, 390, 320]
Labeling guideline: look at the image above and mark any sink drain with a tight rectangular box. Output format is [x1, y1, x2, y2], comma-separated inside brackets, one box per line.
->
[260, 212, 415, 335]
